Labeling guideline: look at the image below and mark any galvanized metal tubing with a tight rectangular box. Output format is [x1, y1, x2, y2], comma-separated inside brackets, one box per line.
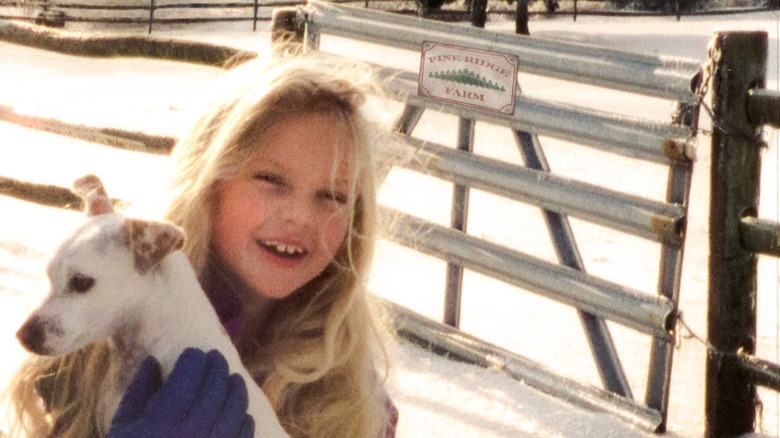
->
[383, 206, 675, 338]
[385, 135, 686, 246]
[383, 298, 664, 430]
[301, 1, 702, 103]
[284, 3, 701, 431]
[512, 129, 634, 399]
[372, 64, 695, 165]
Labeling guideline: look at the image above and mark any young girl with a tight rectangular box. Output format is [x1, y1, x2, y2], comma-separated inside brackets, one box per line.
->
[6, 54, 398, 437]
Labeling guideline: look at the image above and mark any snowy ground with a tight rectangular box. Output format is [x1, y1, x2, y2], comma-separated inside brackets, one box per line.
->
[1, 7, 779, 437]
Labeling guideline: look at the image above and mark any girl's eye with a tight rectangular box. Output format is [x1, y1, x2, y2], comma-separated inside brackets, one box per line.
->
[320, 190, 348, 206]
[253, 172, 284, 186]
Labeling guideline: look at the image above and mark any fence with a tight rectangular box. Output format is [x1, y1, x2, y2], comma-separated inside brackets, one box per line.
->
[272, 1, 703, 431]
[1, 1, 778, 434]
[0, 0, 303, 32]
[2, 0, 775, 37]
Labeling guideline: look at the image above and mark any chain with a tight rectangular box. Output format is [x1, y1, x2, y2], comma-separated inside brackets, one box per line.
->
[674, 312, 766, 431]
[671, 39, 718, 149]
[683, 38, 768, 150]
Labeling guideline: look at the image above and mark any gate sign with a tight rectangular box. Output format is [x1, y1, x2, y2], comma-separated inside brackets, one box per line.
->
[418, 42, 518, 115]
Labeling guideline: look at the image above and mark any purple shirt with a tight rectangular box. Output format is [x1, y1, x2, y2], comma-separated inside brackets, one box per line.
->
[201, 273, 244, 341]
[200, 272, 398, 436]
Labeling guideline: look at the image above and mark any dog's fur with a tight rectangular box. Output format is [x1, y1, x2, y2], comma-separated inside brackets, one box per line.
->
[16, 175, 287, 437]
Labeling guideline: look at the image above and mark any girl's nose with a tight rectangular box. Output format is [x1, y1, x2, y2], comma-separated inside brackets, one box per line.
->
[278, 194, 315, 226]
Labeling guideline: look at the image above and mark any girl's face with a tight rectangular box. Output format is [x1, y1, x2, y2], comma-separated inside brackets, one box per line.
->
[211, 112, 353, 304]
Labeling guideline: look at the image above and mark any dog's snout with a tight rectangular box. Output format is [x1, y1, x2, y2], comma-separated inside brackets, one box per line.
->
[17, 316, 47, 354]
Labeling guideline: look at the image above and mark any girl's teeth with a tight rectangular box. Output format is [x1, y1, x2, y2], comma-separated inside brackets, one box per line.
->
[264, 241, 304, 255]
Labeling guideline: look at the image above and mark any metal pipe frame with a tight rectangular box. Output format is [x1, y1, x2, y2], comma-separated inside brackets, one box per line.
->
[512, 128, 634, 399]
[383, 206, 676, 339]
[278, 7, 698, 431]
[384, 299, 664, 430]
[372, 67, 695, 165]
[300, 1, 702, 103]
[385, 135, 686, 246]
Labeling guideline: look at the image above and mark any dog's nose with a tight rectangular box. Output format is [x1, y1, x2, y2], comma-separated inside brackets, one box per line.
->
[17, 316, 47, 354]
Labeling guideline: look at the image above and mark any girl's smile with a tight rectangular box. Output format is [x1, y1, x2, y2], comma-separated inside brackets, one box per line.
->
[210, 111, 353, 309]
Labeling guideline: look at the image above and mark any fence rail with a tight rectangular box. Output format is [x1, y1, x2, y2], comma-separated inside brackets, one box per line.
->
[0, 0, 304, 32]
[383, 136, 687, 245]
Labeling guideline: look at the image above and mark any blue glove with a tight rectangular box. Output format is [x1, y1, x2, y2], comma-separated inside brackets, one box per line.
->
[108, 348, 255, 438]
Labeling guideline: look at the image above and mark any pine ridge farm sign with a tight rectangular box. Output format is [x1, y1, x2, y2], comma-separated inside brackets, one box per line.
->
[418, 42, 518, 114]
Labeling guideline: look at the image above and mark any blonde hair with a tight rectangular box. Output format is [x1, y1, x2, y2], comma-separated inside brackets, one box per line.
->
[5, 54, 394, 437]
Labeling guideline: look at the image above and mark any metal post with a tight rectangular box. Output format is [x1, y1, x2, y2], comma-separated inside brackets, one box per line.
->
[706, 31, 767, 438]
[514, 130, 633, 400]
[148, 0, 155, 34]
[444, 118, 474, 328]
[644, 97, 698, 432]
[573, 0, 578, 22]
[442, 0, 486, 328]
[253, 0, 259, 32]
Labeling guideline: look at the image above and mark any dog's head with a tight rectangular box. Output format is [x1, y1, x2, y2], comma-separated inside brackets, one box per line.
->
[16, 175, 185, 356]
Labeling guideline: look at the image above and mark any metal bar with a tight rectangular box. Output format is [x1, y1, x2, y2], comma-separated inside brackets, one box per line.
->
[383, 207, 675, 338]
[373, 68, 695, 164]
[644, 98, 697, 431]
[645, 167, 692, 431]
[301, 7, 320, 51]
[739, 216, 780, 257]
[747, 88, 780, 128]
[383, 299, 664, 431]
[300, 1, 702, 103]
[706, 31, 767, 438]
[443, 119, 474, 328]
[393, 104, 424, 135]
[514, 130, 633, 399]
[387, 135, 686, 246]
[148, 0, 154, 34]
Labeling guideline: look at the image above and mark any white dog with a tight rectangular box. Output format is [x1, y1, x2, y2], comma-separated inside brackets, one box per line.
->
[15, 175, 287, 437]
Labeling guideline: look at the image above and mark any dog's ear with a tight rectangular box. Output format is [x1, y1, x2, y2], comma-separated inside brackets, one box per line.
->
[72, 174, 113, 216]
[122, 218, 185, 274]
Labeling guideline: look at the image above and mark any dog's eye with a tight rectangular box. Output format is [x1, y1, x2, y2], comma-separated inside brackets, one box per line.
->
[68, 273, 95, 294]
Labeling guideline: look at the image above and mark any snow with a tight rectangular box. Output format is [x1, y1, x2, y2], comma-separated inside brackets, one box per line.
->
[1, 8, 779, 437]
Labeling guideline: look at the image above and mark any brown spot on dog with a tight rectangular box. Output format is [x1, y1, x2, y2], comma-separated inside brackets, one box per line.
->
[123, 218, 185, 274]
[72, 174, 113, 216]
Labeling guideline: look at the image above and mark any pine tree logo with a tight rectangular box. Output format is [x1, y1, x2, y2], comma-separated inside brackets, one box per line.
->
[428, 69, 506, 92]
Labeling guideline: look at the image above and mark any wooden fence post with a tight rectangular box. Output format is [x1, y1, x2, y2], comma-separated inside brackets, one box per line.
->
[470, 0, 487, 28]
[515, 0, 529, 35]
[706, 31, 767, 438]
[271, 8, 304, 56]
